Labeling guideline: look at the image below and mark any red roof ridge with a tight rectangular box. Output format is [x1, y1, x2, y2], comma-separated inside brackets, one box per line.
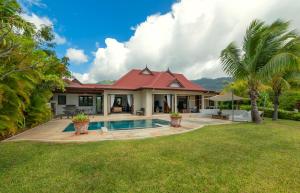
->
[147, 71, 164, 87]
[65, 68, 207, 92]
[112, 69, 137, 86]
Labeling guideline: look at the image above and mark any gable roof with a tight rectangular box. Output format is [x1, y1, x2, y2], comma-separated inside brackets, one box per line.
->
[62, 68, 207, 92]
[111, 69, 206, 91]
[61, 78, 109, 93]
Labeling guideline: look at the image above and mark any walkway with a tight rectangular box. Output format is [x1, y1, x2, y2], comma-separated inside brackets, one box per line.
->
[4, 114, 230, 142]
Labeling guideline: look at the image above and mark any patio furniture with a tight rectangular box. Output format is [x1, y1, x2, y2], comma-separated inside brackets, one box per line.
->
[63, 105, 77, 118]
[136, 108, 145, 116]
[180, 109, 188, 113]
[190, 106, 198, 113]
[112, 107, 122, 113]
[212, 114, 229, 120]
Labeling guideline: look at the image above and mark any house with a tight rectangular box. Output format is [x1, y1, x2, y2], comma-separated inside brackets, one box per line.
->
[51, 67, 217, 116]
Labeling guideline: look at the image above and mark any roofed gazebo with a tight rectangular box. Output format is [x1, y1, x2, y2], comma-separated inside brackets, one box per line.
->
[208, 92, 247, 102]
[208, 92, 248, 121]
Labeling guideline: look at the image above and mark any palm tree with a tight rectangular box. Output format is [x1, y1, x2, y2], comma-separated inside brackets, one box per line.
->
[220, 19, 300, 123]
[270, 72, 300, 120]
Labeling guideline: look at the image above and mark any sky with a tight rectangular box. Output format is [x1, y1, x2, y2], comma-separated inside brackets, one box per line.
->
[19, 0, 300, 83]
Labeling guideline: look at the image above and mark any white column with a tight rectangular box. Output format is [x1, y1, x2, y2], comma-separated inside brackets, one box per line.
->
[174, 94, 178, 113]
[145, 90, 153, 116]
[201, 95, 205, 109]
[103, 92, 108, 116]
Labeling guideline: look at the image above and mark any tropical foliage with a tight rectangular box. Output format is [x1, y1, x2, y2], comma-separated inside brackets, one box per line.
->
[220, 19, 300, 123]
[279, 90, 300, 111]
[72, 113, 89, 122]
[0, 0, 70, 138]
[269, 71, 300, 120]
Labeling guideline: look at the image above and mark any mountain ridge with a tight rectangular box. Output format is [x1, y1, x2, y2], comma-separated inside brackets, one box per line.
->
[192, 77, 232, 91]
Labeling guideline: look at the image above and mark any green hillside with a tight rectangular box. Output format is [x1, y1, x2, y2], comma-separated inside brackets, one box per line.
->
[192, 77, 232, 91]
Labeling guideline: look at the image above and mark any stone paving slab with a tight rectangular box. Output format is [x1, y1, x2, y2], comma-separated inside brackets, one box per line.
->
[3, 114, 231, 143]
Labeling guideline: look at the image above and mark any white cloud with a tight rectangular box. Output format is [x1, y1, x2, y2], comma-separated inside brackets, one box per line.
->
[54, 33, 67, 45]
[21, 13, 52, 30]
[71, 72, 95, 83]
[21, 13, 67, 45]
[73, 0, 300, 82]
[66, 48, 88, 65]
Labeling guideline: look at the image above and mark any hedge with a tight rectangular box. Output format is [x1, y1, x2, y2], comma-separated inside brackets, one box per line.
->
[240, 105, 300, 121]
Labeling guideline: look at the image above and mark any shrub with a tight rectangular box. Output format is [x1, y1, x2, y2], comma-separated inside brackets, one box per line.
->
[240, 105, 300, 121]
[72, 113, 89, 122]
[170, 112, 181, 117]
[291, 113, 300, 121]
[279, 91, 300, 111]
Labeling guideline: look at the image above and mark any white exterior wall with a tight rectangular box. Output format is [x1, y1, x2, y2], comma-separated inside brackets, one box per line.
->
[52, 90, 215, 116]
[188, 95, 196, 108]
[52, 93, 97, 115]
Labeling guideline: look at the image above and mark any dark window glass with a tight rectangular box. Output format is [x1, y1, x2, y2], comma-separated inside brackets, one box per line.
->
[79, 96, 93, 106]
[58, 95, 66, 105]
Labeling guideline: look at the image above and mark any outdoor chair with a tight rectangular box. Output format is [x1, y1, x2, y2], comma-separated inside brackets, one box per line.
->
[136, 108, 145, 116]
[63, 105, 77, 118]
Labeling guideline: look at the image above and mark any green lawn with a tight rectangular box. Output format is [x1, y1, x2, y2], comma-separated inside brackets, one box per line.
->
[1, 120, 300, 193]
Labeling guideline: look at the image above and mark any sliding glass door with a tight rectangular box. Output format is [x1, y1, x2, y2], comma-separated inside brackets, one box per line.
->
[96, 95, 103, 114]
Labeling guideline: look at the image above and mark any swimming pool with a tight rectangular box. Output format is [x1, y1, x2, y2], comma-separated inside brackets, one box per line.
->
[63, 119, 170, 132]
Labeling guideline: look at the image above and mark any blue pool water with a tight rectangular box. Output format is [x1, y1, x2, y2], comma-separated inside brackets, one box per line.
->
[63, 119, 170, 132]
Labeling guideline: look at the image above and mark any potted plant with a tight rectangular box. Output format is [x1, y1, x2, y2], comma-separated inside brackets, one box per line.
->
[72, 113, 89, 135]
[170, 112, 182, 127]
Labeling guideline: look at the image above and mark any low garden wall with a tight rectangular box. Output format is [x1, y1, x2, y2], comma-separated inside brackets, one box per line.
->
[240, 105, 300, 121]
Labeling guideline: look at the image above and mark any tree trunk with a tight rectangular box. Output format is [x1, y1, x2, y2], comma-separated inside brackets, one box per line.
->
[272, 93, 279, 121]
[250, 89, 262, 124]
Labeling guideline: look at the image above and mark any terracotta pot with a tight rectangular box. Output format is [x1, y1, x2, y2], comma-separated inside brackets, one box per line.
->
[73, 120, 89, 135]
[170, 115, 182, 127]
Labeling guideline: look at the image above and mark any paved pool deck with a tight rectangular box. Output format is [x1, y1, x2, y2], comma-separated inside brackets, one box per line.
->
[4, 114, 231, 143]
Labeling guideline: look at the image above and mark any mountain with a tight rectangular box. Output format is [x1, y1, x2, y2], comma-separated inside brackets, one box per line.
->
[192, 77, 232, 91]
[97, 80, 115, 85]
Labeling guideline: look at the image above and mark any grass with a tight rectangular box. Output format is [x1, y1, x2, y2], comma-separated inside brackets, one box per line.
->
[1, 119, 300, 193]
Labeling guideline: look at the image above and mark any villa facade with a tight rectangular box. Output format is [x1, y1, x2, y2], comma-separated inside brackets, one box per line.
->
[51, 67, 217, 116]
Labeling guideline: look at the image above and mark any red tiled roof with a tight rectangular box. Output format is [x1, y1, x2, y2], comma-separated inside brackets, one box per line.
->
[111, 69, 206, 91]
[63, 69, 206, 92]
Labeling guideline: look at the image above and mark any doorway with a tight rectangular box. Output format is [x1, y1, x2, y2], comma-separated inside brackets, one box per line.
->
[96, 95, 103, 114]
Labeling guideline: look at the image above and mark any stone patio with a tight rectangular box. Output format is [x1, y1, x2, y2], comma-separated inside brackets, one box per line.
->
[4, 114, 231, 143]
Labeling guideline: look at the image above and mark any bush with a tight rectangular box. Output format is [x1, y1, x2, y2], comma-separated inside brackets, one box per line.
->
[291, 113, 300, 121]
[240, 105, 251, 111]
[72, 113, 89, 122]
[240, 105, 300, 121]
[170, 112, 181, 117]
[279, 91, 300, 111]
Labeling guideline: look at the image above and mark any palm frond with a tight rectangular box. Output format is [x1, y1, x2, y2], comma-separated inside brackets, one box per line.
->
[260, 52, 300, 77]
[220, 42, 246, 79]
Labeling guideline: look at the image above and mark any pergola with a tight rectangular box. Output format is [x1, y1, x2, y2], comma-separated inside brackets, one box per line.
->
[208, 92, 247, 102]
[208, 92, 248, 121]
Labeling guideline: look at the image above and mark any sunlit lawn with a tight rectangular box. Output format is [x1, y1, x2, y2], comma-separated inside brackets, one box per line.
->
[1, 119, 300, 193]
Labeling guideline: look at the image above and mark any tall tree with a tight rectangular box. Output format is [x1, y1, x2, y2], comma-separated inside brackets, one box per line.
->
[270, 72, 300, 120]
[0, 0, 69, 138]
[220, 19, 300, 123]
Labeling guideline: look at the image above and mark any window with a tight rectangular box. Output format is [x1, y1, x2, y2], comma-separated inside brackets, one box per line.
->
[79, 96, 93, 106]
[58, 95, 66, 105]
[169, 80, 183, 88]
[169, 82, 182, 88]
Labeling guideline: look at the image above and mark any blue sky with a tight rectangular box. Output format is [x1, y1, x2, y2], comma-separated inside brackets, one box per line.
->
[22, 0, 176, 73]
[20, 0, 300, 82]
